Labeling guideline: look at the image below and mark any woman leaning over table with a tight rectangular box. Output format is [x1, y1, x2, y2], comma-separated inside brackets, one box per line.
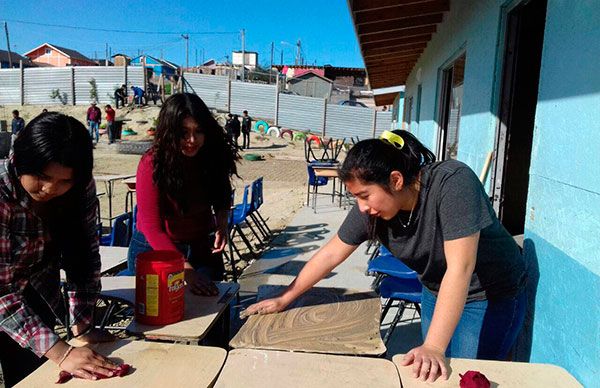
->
[246, 130, 527, 383]
[0, 113, 118, 387]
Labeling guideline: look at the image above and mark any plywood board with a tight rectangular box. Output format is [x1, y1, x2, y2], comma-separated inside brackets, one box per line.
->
[392, 355, 583, 387]
[230, 285, 386, 356]
[214, 349, 401, 388]
[99, 246, 128, 274]
[100, 277, 239, 342]
[16, 340, 226, 388]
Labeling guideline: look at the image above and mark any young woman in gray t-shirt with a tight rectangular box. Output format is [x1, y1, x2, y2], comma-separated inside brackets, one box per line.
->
[245, 130, 527, 383]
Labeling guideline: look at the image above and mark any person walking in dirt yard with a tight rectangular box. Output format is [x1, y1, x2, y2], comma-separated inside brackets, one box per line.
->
[241, 110, 252, 150]
[10, 110, 25, 150]
[105, 104, 116, 144]
[86, 102, 101, 144]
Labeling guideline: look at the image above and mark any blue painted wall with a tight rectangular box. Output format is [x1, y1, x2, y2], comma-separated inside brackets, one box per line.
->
[524, 1, 600, 386]
[399, 0, 599, 386]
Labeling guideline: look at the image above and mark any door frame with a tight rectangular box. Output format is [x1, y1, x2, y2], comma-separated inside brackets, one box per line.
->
[489, 0, 529, 213]
[434, 45, 467, 160]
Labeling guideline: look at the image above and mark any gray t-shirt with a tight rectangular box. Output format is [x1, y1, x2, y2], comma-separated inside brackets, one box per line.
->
[338, 160, 526, 301]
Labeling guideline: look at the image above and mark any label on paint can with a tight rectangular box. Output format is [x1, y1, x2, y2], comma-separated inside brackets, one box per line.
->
[145, 274, 159, 317]
[167, 271, 184, 293]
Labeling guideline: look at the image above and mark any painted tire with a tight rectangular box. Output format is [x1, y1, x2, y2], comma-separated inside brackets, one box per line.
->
[280, 129, 294, 140]
[254, 120, 269, 133]
[293, 132, 307, 141]
[307, 135, 321, 146]
[266, 126, 281, 137]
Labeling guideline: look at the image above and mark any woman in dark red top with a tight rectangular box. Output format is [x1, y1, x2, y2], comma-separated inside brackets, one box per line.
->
[125, 93, 238, 295]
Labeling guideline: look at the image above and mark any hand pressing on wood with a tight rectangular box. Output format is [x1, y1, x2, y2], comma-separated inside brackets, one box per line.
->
[184, 264, 219, 296]
[241, 296, 290, 319]
[46, 341, 120, 381]
[400, 344, 449, 383]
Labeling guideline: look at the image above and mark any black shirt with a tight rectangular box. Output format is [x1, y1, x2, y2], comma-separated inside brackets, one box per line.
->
[338, 160, 526, 301]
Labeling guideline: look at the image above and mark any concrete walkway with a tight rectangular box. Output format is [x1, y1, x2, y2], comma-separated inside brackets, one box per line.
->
[233, 192, 422, 359]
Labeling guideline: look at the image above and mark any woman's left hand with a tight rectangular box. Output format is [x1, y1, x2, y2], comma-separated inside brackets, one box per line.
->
[400, 344, 449, 382]
[212, 228, 227, 253]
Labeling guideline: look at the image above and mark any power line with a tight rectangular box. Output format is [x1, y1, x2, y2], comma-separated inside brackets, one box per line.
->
[2, 19, 239, 35]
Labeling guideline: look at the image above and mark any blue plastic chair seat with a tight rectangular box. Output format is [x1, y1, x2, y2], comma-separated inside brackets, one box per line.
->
[379, 276, 422, 303]
[231, 205, 247, 224]
[368, 255, 417, 279]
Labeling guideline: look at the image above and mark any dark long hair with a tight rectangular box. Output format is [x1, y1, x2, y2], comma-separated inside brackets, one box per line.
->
[151, 93, 238, 211]
[339, 130, 435, 189]
[13, 112, 93, 187]
[12, 112, 96, 280]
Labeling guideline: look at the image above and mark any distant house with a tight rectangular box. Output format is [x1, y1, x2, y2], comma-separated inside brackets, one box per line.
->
[0, 49, 33, 68]
[112, 53, 131, 67]
[232, 51, 258, 70]
[23, 43, 96, 67]
[273, 65, 367, 87]
[130, 55, 179, 79]
[287, 71, 333, 98]
[95, 59, 114, 66]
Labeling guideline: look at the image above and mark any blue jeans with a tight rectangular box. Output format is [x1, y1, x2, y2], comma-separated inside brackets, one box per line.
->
[88, 121, 99, 143]
[420, 286, 526, 359]
[122, 228, 224, 281]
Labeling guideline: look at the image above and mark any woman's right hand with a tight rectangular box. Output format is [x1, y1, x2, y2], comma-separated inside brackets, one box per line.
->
[184, 267, 219, 296]
[58, 346, 119, 379]
[241, 297, 289, 318]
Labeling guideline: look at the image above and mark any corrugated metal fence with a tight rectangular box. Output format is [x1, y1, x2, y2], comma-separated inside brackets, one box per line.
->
[0, 66, 144, 106]
[0, 69, 20, 105]
[0, 67, 391, 139]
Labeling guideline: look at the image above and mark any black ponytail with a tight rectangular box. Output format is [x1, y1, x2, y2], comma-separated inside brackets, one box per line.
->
[339, 130, 435, 189]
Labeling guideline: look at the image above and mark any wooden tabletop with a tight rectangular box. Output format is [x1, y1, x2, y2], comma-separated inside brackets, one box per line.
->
[123, 177, 137, 190]
[214, 349, 401, 388]
[99, 246, 128, 274]
[94, 174, 136, 183]
[392, 354, 583, 387]
[16, 340, 227, 388]
[312, 166, 339, 178]
[230, 285, 386, 356]
[100, 276, 239, 342]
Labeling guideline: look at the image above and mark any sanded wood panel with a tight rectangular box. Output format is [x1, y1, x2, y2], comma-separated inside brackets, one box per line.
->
[99, 277, 238, 342]
[230, 285, 386, 356]
[215, 349, 401, 388]
[16, 340, 227, 387]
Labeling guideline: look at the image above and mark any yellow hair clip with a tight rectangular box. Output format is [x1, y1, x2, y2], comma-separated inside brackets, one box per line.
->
[380, 130, 405, 149]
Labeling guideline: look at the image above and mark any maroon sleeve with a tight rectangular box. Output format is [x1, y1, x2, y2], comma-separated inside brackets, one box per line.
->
[135, 153, 178, 251]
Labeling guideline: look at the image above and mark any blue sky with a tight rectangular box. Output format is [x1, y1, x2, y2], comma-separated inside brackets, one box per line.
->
[1, 0, 364, 68]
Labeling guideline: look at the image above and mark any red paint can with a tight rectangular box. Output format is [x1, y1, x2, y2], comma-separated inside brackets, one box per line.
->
[135, 250, 185, 325]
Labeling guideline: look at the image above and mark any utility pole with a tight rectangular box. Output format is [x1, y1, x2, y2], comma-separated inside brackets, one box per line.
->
[105, 43, 108, 66]
[4, 22, 13, 68]
[181, 34, 189, 70]
[280, 50, 283, 65]
[240, 29, 246, 82]
[160, 49, 163, 60]
[295, 40, 301, 65]
[270, 41, 274, 84]
[195, 48, 198, 67]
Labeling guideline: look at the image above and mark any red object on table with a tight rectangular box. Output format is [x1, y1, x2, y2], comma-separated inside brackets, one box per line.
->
[135, 250, 185, 325]
[459, 370, 491, 388]
[56, 363, 131, 384]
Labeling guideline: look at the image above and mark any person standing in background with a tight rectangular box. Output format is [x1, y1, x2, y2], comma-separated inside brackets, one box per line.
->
[86, 102, 101, 145]
[10, 110, 25, 150]
[105, 104, 116, 144]
[241, 110, 252, 150]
